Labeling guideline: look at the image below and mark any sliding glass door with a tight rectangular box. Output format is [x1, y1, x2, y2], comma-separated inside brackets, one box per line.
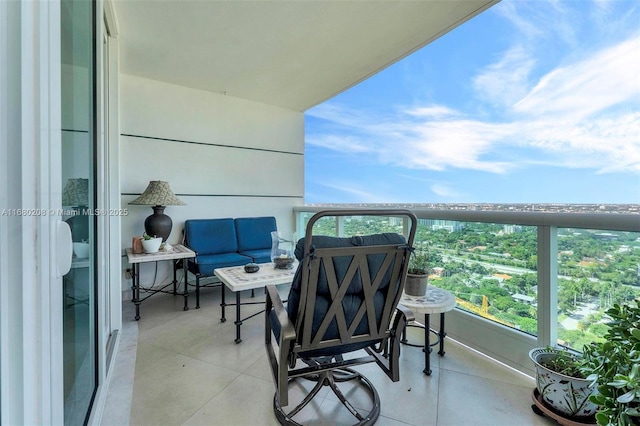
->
[61, 0, 97, 423]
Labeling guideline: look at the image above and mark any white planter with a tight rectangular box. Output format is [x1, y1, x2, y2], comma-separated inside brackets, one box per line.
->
[141, 237, 162, 253]
[529, 348, 598, 418]
[73, 242, 90, 259]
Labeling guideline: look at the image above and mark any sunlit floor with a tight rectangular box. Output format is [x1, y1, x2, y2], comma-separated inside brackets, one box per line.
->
[113, 283, 556, 426]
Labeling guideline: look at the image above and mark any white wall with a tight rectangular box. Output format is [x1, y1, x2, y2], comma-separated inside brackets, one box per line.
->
[119, 74, 305, 288]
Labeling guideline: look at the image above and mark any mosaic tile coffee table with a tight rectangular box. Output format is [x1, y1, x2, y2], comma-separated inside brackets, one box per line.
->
[214, 262, 297, 343]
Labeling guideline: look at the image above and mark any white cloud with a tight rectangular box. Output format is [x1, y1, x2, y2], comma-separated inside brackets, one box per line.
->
[315, 181, 400, 203]
[406, 106, 459, 118]
[431, 183, 466, 199]
[305, 134, 372, 154]
[514, 35, 640, 119]
[473, 46, 535, 108]
[308, 29, 640, 177]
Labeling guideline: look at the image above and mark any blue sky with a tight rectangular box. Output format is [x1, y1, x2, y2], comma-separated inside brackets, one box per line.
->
[304, 0, 640, 204]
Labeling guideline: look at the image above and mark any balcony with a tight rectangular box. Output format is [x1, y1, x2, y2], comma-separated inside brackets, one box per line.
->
[111, 281, 548, 426]
[105, 206, 638, 424]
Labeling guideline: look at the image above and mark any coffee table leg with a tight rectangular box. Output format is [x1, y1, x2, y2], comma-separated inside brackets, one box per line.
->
[133, 264, 141, 321]
[220, 284, 226, 322]
[182, 258, 189, 311]
[173, 261, 177, 294]
[234, 291, 242, 344]
[424, 313, 432, 375]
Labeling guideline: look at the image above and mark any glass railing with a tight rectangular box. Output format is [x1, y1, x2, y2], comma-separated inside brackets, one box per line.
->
[556, 227, 640, 348]
[294, 206, 640, 373]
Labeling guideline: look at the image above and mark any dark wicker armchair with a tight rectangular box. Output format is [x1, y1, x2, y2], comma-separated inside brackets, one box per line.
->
[265, 209, 417, 425]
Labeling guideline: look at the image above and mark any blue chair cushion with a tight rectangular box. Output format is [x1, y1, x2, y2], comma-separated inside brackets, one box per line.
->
[190, 253, 252, 277]
[238, 248, 272, 264]
[184, 218, 238, 255]
[234, 216, 277, 252]
[274, 233, 406, 357]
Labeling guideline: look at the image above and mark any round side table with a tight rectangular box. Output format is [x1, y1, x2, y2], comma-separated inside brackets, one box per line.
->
[399, 286, 456, 375]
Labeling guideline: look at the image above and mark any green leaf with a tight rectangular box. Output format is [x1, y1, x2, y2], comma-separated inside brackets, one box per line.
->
[595, 411, 609, 426]
[617, 390, 635, 403]
[630, 364, 639, 380]
[619, 412, 631, 426]
[608, 379, 628, 388]
[587, 373, 599, 382]
[631, 328, 640, 340]
[626, 407, 640, 416]
[599, 385, 614, 397]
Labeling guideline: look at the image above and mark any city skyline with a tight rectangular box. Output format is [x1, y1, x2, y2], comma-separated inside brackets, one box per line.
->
[304, 0, 640, 205]
[305, 202, 640, 214]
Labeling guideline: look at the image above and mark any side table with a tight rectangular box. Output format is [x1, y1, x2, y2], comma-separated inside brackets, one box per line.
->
[126, 244, 196, 320]
[399, 286, 456, 375]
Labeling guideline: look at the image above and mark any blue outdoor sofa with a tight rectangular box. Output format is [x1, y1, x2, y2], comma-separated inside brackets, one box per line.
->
[183, 216, 277, 308]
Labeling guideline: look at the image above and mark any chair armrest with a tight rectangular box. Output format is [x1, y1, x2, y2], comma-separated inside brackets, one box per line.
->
[265, 285, 295, 342]
[390, 304, 414, 338]
[395, 304, 415, 324]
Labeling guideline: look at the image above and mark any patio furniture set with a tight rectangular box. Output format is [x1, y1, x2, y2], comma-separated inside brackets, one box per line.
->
[126, 210, 457, 424]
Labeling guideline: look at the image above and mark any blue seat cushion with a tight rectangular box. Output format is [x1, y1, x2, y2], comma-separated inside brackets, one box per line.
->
[234, 217, 277, 252]
[184, 218, 238, 255]
[190, 253, 252, 277]
[238, 248, 272, 264]
[271, 233, 407, 357]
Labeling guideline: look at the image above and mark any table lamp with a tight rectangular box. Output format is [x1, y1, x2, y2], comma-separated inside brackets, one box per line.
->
[62, 178, 89, 242]
[129, 180, 186, 242]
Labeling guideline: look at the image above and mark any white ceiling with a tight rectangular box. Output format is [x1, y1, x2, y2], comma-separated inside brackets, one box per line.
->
[114, 0, 499, 112]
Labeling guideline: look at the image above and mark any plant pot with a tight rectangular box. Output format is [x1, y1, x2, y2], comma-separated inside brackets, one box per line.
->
[529, 348, 598, 418]
[405, 273, 428, 296]
[141, 237, 162, 254]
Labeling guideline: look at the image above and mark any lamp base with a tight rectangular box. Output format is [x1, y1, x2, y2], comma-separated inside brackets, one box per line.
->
[144, 205, 172, 242]
[66, 207, 89, 242]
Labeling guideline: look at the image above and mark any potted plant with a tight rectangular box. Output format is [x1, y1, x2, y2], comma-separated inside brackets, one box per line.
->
[405, 249, 429, 296]
[141, 232, 162, 253]
[584, 301, 640, 426]
[529, 346, 598, 419]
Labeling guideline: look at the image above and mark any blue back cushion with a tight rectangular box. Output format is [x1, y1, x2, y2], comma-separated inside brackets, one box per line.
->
[284, 233, 406, 356]
[184, 218, 238, 255]
[234, 216, 277, 252]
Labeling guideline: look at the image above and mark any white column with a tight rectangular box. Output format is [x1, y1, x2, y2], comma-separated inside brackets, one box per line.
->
[537, 225, 558, 347]
[0, 0, 63, 424]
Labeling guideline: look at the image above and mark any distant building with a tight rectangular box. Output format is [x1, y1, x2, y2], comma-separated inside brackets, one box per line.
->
[594, 232, 618, 240]
[512, 294, 535, 304]
[421, 219, 464, 232]
[493, 273, 512, 281]
[502, 224, 522, 234]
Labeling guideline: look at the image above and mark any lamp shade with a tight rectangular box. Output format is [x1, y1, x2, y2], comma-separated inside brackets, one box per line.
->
[128, 181, 186, 206]
[129, 181, 186, 242]
[62, 178, 89, 206]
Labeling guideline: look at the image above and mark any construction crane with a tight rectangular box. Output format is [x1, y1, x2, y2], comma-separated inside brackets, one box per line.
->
[455, 294, 488, 315]
[454, 293, 512, 327]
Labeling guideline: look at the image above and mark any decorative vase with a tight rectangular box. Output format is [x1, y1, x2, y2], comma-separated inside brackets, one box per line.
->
[73, 242, 90, 259]
[271, 231, 295, 269]
[529, 348, 597, 418]
[405, 273, 428, 296]
[141, 237, 163, 254]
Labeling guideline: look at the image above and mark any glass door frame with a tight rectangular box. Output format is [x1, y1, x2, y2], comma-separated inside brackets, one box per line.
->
[0, 1, 122, 424]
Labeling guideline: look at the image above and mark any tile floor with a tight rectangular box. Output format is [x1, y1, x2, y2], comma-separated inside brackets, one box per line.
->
[109, 282, 556, 426]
